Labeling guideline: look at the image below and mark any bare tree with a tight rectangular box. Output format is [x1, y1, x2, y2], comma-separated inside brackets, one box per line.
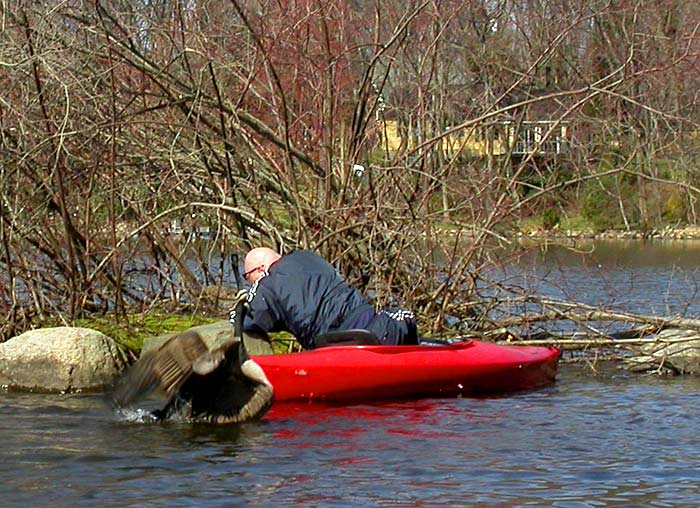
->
[0, 0, 699, 344]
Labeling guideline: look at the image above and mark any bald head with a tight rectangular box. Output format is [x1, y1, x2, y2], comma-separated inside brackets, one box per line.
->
[244, 247, 282, 282]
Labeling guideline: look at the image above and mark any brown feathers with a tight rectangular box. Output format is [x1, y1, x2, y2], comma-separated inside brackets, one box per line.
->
[112, 330, 213, 408]
[112, 289, 273, 423]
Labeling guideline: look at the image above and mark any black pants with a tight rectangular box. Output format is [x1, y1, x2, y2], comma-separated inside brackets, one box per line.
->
[366, 308, 418, 346]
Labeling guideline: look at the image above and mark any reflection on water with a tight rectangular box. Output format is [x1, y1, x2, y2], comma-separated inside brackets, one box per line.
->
[3, 364, 700, 508]
[489, 240, 700, 335]
[521, 238, 700, 268]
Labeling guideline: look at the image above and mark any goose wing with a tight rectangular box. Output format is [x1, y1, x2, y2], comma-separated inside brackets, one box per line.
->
[112, 330, 221, 408]
[112, 288, 273, 423]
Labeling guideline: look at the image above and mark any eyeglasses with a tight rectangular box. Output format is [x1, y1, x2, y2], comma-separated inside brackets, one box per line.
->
[242, 265, 264, 281]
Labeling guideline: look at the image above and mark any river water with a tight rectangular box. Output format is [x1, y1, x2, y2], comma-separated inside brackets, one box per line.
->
[3, 240, 700, 507]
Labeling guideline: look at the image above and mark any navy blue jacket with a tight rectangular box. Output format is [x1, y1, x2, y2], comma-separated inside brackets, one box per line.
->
[243, 250, 373, 349]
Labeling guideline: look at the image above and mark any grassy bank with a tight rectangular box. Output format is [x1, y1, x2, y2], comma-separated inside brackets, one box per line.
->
[67, 311, 298, 356]
[68, 312, 220, 353]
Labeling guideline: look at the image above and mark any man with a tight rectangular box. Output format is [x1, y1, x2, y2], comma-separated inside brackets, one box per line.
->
[237, 247, 417, 349]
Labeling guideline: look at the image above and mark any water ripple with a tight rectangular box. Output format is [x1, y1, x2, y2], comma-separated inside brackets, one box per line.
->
[2, 365, 700, 507]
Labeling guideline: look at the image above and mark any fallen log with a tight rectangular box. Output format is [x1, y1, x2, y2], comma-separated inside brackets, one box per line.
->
[489, 295, 700, 331]
[457, 295, 700, 375]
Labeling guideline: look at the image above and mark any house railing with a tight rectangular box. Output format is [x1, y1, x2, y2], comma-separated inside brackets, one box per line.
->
[505, 121, 569, 155]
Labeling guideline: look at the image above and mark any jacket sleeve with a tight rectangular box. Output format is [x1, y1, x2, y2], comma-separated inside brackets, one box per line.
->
[243, 284, 282, 335]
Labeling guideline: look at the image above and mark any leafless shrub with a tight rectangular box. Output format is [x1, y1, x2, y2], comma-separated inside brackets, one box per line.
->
[1, 0, 698, 341]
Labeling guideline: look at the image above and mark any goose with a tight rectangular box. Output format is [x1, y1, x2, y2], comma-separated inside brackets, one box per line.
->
[112, 289, 273, 423]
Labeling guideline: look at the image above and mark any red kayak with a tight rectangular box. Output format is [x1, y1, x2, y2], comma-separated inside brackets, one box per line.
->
[253, 340, 559, 402]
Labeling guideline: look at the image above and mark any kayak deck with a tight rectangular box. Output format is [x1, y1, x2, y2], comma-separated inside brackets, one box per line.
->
[253, 340, 560, 402]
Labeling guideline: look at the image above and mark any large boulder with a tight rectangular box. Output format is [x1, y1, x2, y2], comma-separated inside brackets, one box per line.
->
[624, 328, 700, 375]
[0, 327, 130, 392]
[142, 320, 273, 357]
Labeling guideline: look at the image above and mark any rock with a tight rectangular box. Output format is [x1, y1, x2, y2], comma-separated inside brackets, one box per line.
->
[0, 327, 130, 392]
[624, 329, 700, 375]
[142, 320, 273, 357]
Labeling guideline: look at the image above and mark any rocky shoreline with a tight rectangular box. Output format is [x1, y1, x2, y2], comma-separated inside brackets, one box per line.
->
[0, 322, 272, 393]
[518, 225, 700, 241]
[2, 323, 700, 393]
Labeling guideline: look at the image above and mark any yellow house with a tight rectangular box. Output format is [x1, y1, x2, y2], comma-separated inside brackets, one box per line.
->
[378, 119, 568, 157]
